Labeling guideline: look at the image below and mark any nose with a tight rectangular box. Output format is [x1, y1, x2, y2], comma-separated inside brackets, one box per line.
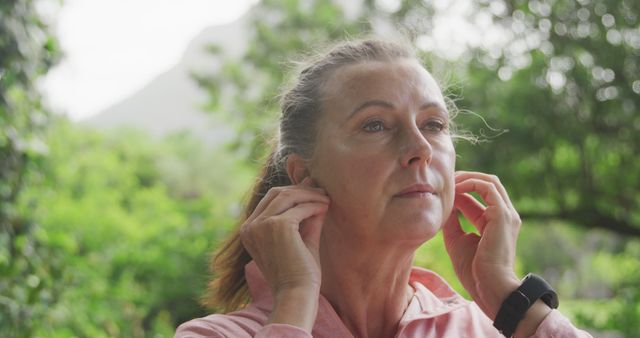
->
[400, 126, 433, 168]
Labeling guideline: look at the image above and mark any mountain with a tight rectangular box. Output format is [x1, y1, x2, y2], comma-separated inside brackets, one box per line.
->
[81, 1, 367, 144]
[83, 9, 252, 145]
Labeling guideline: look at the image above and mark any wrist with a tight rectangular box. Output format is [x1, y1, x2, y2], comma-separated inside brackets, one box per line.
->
[477, 275, 520, 320]
[270, 286, 320, 332]
[512, 300, 552, 338]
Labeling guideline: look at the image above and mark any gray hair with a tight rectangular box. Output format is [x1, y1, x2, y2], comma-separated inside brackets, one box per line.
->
[274, 39, 416, 177]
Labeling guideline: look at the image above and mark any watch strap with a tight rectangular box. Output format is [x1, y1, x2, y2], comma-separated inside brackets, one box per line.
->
[493, 274, 559, 337]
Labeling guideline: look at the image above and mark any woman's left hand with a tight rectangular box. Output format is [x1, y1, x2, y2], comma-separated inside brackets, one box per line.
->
[442, 171, 522, 320]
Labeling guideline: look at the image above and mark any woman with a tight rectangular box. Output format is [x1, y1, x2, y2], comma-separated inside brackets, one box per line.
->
[175, 39, 592, 338]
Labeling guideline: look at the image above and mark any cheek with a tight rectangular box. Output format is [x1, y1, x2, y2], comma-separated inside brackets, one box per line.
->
[313, 142, 389, 207]
[328, 148, 383, 192]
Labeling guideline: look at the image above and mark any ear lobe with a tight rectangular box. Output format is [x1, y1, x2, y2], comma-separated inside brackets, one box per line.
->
[286, 154, 309, 185]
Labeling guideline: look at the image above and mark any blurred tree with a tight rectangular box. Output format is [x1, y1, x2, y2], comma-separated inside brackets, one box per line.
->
[195, 0, 378, 162]
[0, 0, 61, 336]
[11, 119, 254, 337]
[457, 0, 640, 237]
[453, 0, 640, 335]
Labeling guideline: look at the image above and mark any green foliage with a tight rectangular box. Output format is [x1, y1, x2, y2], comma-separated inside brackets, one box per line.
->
[456, 0, 640, 237]
[194, 0, 374, 162]
[447, 3, 640, 333]
[0, 1, 255, 335]
[14, 119, 253, 337]
[1, 0, 60, 336]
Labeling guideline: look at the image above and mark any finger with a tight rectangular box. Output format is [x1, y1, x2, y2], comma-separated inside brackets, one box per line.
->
[241, 201, 325, 250]
[261, 188, 330, 218]
[252, 178, 326, 218]
[442, 210, 465, 251]
[299, 178, 328, 195]
[441, 210, 481, 270]
[454, 193, 487, 233]
[455, 171, 514, 209]
[299, 178, 328, 254]
[299, 210, 327, 255]
[246, 187, 283, 224]
[279, 202, 329, 229]
[247, 185, 327, 224]
[301, 177, 328, 195]
[455, 178, 506, 210]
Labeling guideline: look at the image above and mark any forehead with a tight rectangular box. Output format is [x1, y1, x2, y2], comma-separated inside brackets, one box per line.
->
[320, 58, 446, 111]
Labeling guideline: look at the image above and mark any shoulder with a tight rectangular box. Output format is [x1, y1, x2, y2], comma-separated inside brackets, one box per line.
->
[174, 306, 269, 338]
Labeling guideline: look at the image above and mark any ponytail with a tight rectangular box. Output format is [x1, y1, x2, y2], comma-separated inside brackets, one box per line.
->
[203, 147, 291, 312]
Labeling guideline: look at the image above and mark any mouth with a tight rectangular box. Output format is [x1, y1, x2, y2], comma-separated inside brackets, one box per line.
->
[394, 184, 436, 198]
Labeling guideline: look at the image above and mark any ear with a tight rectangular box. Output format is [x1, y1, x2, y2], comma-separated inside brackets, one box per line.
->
[286, 154, 309, 185]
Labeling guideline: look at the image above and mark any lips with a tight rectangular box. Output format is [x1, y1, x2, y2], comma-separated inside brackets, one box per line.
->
[395, 184, 436, 197]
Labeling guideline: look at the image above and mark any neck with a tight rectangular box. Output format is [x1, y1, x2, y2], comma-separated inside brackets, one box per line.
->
[319, 230, 418, 338]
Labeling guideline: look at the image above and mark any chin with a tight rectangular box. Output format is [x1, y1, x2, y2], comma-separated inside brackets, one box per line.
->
[394, 215, 442, 243]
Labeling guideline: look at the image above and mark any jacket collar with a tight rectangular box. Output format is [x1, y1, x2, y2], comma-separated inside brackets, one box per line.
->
[245, 261, 468, 313]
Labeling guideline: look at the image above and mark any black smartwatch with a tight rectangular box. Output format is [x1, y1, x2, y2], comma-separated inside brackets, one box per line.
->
[493, 273, 559, 337]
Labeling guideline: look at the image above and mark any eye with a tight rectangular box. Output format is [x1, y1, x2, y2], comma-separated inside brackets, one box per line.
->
[422, 119, 447, 133]
[362, 120, 387, 132]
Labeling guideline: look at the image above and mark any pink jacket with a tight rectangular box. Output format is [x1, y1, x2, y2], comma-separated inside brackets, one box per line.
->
[175, 262, 592, 338]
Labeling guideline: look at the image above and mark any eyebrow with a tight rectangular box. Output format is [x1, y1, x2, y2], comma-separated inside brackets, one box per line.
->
[348, 100, 394, 118]
[348, 100, 447, 119]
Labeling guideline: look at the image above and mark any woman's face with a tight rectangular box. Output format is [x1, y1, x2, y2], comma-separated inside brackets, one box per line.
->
[309, 58, 456, 246]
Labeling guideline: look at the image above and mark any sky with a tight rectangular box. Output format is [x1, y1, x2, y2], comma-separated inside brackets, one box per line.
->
[40, 0, 258, 121]
[38, 0, 503, 122]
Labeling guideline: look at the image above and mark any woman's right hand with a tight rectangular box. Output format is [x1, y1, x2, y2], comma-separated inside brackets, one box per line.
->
[240, 177, 330, 331]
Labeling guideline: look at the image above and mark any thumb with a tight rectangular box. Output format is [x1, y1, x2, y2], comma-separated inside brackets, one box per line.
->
[299, 206, 327, 255]
[442, 209, 464, 252]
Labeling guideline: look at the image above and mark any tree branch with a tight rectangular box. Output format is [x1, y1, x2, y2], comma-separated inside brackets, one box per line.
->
[519, 210, 640, 238]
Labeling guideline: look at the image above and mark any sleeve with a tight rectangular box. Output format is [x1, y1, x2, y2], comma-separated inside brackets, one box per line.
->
[254, 324, 313, 338]
[174, 320, 225, 338]
[174, 317, 313, 338]
[528, 310, 593, 338]
[174, 322, 312, 338]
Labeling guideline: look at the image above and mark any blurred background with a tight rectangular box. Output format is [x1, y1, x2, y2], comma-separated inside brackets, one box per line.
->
[1, 0, 639, 337]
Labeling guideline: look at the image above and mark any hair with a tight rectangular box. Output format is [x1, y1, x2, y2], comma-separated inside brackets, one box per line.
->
[203, 38, 445, 312]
